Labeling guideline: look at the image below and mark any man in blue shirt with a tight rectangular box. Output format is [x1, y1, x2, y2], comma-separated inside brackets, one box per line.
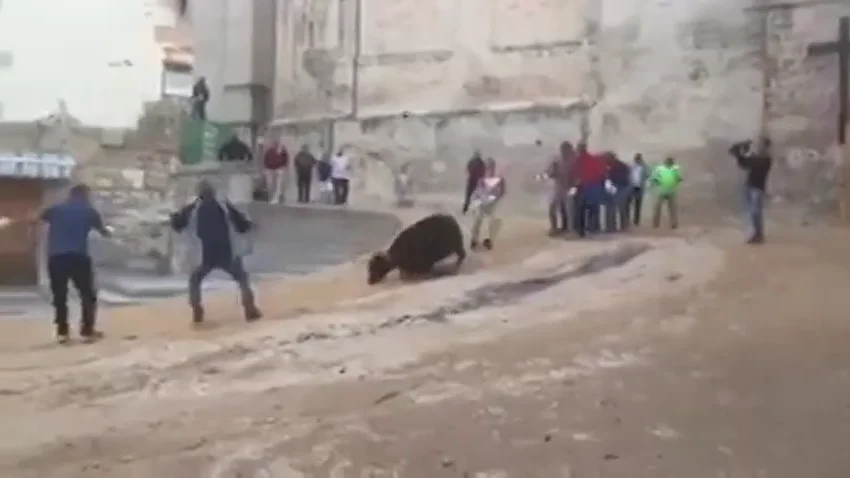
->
[39, 184, 110, 344]
[171, 180, 262, 325]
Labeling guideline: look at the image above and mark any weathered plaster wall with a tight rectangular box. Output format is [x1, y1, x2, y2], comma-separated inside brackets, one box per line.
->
[190, 0, 277, 126]
[275, 101, 585, 208]
[274, 0, 591, 119]
[762, 4, 850, 212]
[273, 0, 850, 215]
[589, 0, 764, 207]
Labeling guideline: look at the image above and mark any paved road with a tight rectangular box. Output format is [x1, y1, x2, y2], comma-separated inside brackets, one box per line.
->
[240, 204, 398, 275]
[0, 205, 399, 316]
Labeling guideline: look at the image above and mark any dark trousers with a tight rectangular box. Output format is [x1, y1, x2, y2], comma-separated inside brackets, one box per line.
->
[574, 188, 594, 236]
[332, 178, 350, 205]
[48, 253, 97, 335]
[462, 176, 479, 213]
[188, 258, 256, 313]
[191, 100, 207, 121]
[296, 170, 313, 203]
[630, 187, 644, 225]
[575, 183, 604, 236]
[653, 193, 679, 229]
[605, 185, 633, 232]
[745, 187, 765, 239]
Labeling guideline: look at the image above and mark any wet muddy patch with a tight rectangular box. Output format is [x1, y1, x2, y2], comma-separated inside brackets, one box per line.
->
[381, 242, 651, 327]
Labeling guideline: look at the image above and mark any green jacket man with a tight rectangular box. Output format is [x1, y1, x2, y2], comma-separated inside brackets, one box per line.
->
[650, 157, 682, 229]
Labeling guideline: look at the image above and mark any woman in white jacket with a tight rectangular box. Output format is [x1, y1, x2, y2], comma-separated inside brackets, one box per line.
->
[330, 149, 352, 205]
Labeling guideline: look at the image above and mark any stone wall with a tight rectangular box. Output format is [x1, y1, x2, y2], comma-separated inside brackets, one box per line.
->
[587, 0, 764, 211]
[761, 4, 850, 213]
[75, 150, 179, 273]
[269, 0, 850, 217]
[274, 0, 591, 119]
[274, 100, 586, 210]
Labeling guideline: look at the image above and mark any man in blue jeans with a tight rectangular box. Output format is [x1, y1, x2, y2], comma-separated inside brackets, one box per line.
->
[37, 184, 110, 344]
[171, 180, 262, 325]
[729, 137, 772, 244]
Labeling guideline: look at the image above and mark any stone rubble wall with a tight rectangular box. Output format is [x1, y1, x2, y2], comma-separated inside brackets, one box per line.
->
[76, 151, 180, 273]
[271, 0, 850, 218]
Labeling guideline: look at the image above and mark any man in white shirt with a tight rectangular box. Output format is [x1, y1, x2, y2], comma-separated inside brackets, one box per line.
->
[629, 153, 650, 226]
[330, 149, 352, 205]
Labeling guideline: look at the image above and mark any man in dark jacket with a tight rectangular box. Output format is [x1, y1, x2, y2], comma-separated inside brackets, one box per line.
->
[218, 134, 252, 162]
[294, 144, 317, 203]
[37, 184, 110, 344]
[604, 152, 632, 232]
[462, 150, 486, 214]
[191, 77, 210, 120]
[171, 180, 262, 324]
[729, 137, 772, 244]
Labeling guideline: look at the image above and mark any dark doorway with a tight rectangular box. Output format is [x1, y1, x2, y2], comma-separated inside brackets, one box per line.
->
[0, 178, 42, 285]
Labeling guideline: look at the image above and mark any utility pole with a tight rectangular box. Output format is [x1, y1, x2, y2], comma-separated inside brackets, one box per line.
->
[350, 0, 362, 119]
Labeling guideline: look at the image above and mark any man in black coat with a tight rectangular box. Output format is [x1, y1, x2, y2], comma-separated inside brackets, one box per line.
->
[294, 145, 317, 203]
[218, 134, 252, 162]
[171, 180, 262, 324]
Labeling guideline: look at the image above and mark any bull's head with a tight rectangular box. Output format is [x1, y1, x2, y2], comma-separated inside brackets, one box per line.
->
[367, 251, 394, 285]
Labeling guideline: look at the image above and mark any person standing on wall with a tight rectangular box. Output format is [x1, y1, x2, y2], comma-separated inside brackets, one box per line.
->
[170, 179, 262, 325]
[191, 76, 210, 121]
[462, 150, 486, 214]
[262, 140, 290, 204]
[629, 153, 650, 226]
[35, 184, 110, 344]
[729, 137, 772, 244]
[294, 144, 317, 203]
[330, 148, 352, 205]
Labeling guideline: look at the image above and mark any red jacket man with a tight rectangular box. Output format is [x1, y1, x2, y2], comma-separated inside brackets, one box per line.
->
[575, 145, 608, 186]
[263, 142, 290, 204]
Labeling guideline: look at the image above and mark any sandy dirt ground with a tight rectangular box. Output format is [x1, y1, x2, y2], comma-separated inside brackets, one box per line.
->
[1, 209, 850, 478]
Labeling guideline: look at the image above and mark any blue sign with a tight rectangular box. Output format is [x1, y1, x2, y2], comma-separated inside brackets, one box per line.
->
[0, 153, 75, 180]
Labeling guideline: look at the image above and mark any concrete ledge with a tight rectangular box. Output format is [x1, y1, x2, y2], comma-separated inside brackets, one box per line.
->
[269, 98, 589, 126]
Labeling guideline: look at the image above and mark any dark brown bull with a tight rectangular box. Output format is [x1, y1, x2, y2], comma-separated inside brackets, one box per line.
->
[367, 213, 466, 285]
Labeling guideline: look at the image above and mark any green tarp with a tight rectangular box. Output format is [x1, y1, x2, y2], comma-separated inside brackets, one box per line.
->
[179, 119, 234, 165]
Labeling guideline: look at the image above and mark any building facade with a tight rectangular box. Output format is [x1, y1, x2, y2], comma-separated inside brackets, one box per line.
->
[270, 0, 850, 214]
[0, 0, 190, 129]
[186, 0, 277, 138]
